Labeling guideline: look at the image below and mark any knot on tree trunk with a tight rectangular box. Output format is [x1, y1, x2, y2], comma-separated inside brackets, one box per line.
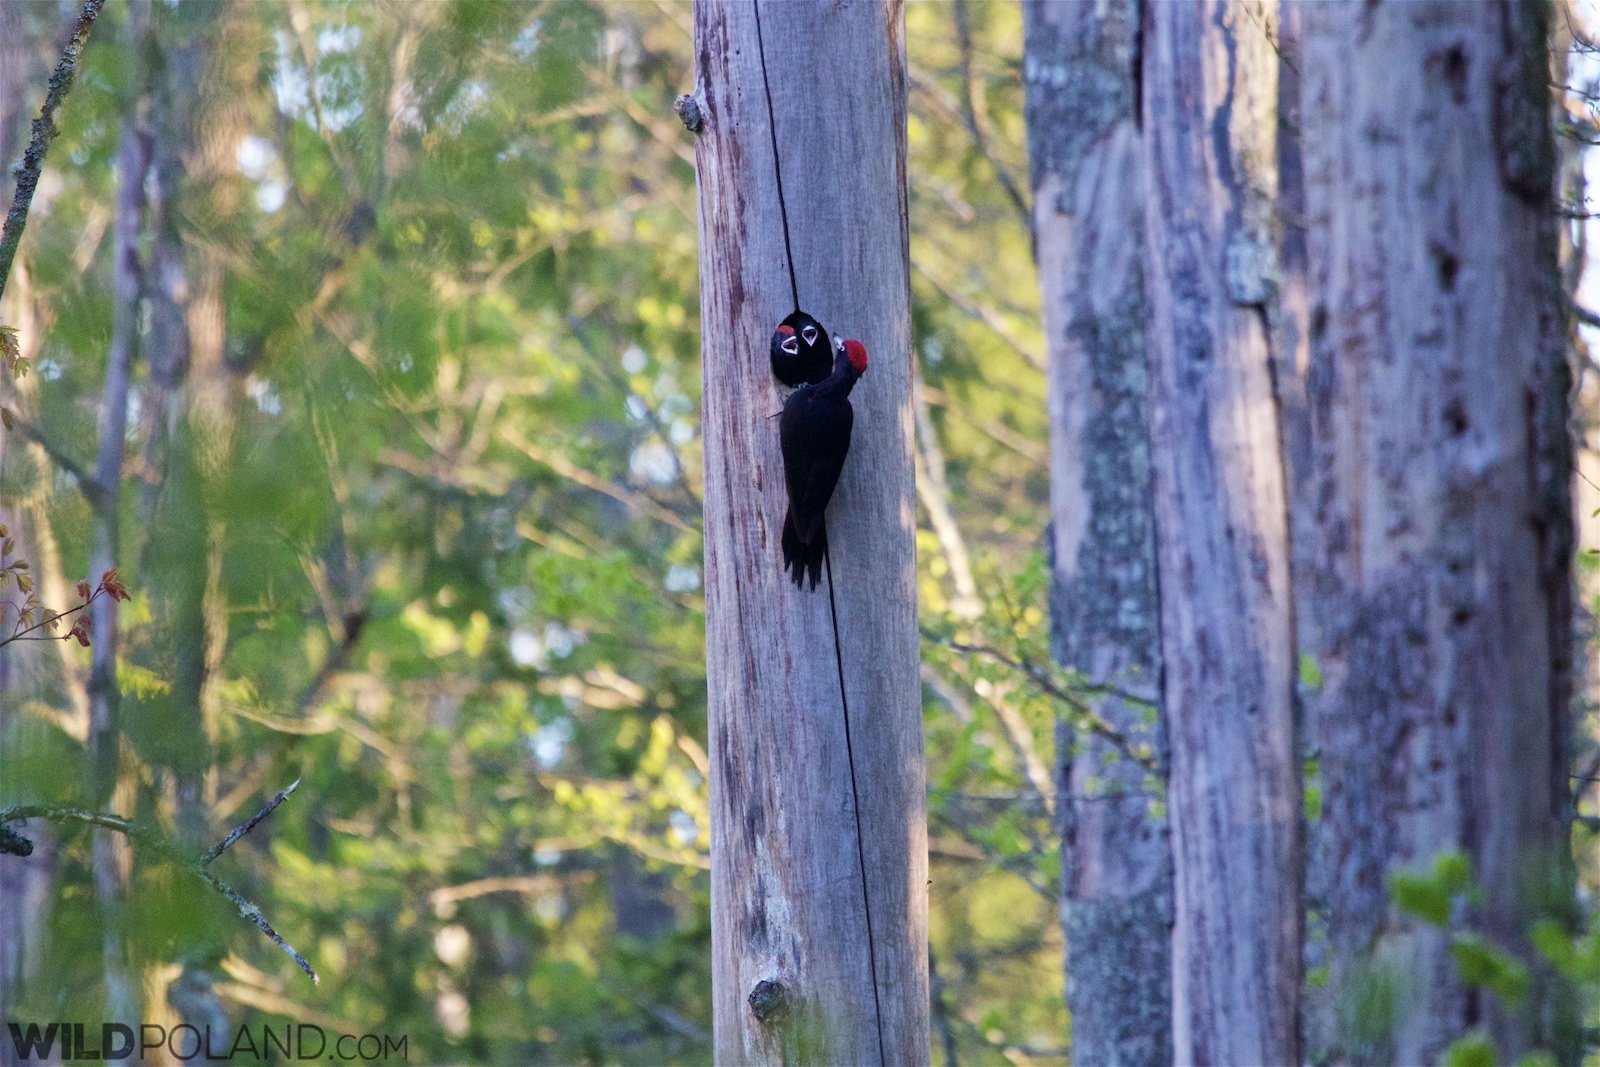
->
[747, 978, 789, 1024]
[0, 823, 33, 856]
[674, 92, 704, 133]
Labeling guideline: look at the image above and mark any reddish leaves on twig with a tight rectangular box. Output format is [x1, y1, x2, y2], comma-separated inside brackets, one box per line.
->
[0, 526, 131, 650]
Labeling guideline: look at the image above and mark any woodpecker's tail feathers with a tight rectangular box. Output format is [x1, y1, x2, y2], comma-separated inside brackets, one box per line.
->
[782, 511, 826, 591]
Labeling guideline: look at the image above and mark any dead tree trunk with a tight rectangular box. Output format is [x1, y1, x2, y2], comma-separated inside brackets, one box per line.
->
[689, 1, 928, 1064]
[1301, 3, 1574, 1061]
[1021, 3, 1171, 1064]
[1141, 3, 1301, 1062]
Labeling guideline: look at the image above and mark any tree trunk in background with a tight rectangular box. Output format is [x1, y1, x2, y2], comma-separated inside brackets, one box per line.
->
[86, 86, 150, 1041]
[140, 0, 250, 848]
[0, 6, 56, 1036]
[138, 0, 251, 1036]
[142, 0, 210, 858]
[1021, 3, 1171, 1064]
[0, 4, 53, 713]
[691, 1, 927, 1063]
[1301, 3, 1574, 1061]
[1141, 3, 1301, 1062]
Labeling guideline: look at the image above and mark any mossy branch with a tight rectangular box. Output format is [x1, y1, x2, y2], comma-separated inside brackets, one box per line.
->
[0, 779, 317, 984]
[0, 0, 108, 305]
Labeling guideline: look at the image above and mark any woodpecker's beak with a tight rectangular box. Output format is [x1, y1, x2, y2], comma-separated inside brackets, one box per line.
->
[781, 336, 799, 356]
[801, 325, 818, 347]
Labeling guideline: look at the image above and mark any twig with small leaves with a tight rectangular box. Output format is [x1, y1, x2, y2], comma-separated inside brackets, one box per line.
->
[0, 780, 317, 983]
[0, 527, 128, 650]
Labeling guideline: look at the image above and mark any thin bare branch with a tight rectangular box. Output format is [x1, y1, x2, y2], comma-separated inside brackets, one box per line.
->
[202, 779, 302, 865]
[918, 384, 1046, 465]
[1570, 293, 1600, 329]
[192, 866, 319, 984]
[912, 369, 982, 618]
[1, 786, 318, 983]
[284, 0, 366, 202]
[922, 627, 1158, 771]
[912, 260, 1047, 373]
[951, 0, 1030, 231]
[5, 415, 101, 504]
[500, 425, 695, 533]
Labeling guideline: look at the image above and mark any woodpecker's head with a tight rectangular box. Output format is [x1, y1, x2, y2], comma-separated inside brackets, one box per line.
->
[843, 339, 868, 375]
[776, 323, 798, 358]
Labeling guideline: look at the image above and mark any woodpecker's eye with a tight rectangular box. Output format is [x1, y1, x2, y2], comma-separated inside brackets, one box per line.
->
[781, 336, 799, 356]
[801, 325, 818, 346]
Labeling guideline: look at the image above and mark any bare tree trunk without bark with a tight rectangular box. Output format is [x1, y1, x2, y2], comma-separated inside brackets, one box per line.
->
[690, 1, 928, 1063]
[1300, 2, 1575, 1061]
[1141, 2, 1301, 1062]
[1021, 3, 1172, 1064]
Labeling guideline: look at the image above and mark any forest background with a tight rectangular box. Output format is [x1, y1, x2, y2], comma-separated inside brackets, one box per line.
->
[0, 2, 1056, 1064]
[6, 1, 1600, 1065]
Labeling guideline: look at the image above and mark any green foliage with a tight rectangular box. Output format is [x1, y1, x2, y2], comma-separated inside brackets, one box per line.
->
[1389, 850, 1476, 927]
[1449, 934, 1530, 1006]
[1304, 755, 1322, 822]
[1382, 852, 1585, 1064]
[0, 0, 1069, 1062]
[1336, 960, 1400, 1060]
[1298, 651, 1324, 690]
[1444, 1032, 1499, 1067]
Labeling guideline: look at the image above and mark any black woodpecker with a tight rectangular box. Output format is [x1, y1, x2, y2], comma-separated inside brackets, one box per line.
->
[779, 338, 869, 589]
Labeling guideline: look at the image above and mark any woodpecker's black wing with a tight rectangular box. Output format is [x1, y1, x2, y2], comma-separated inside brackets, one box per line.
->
[770, 310, 833, 388]
[779, 385, 853, 545]
[777, 347, 862, 589]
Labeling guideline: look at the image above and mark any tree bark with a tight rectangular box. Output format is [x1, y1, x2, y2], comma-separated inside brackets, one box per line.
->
[690, 1, 927, 1063]
[84, 94, 149, 1043]
[1141, 3, 1301, 1063]
[1300, 3, 1573, 1061]
[1021, 3, 1172, 1064]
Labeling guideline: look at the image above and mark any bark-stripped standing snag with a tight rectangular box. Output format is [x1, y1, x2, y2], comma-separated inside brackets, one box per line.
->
[1301, 3, 1574, 1060]
[1142, 2, 1301, 1062]
[689, 1, 927, 1063]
